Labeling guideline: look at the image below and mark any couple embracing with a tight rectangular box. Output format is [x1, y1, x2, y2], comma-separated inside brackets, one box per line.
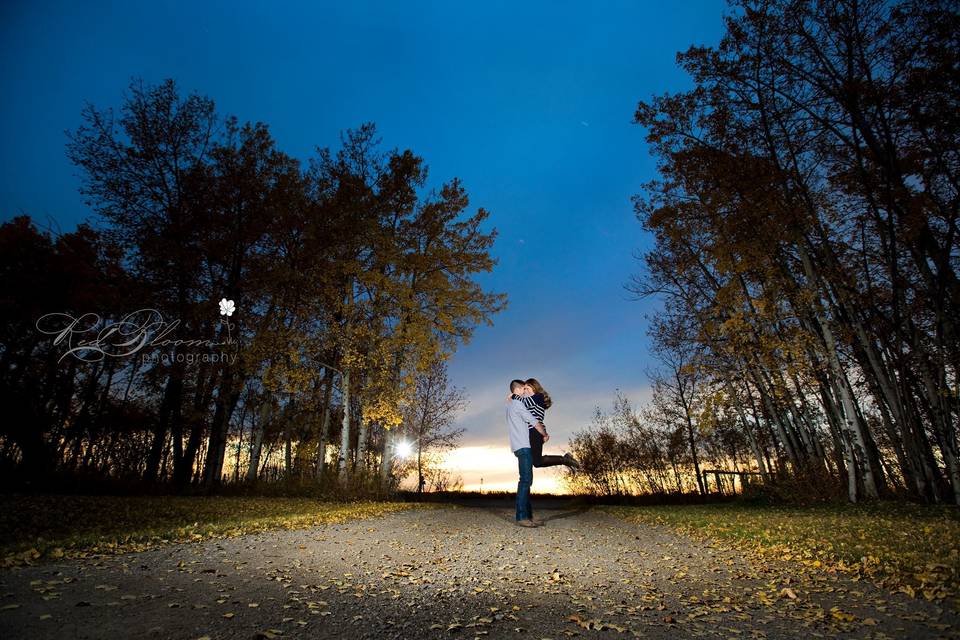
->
[504, 378, 580, 527]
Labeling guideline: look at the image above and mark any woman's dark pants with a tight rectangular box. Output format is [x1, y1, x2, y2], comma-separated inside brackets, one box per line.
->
[529, 428, 567, 467]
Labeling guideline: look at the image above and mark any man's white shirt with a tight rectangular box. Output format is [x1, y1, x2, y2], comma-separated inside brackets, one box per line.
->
[506, 395, 540, 452]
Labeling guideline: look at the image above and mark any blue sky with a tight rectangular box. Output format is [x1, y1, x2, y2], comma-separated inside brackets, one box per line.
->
[1, 0, 729, 491]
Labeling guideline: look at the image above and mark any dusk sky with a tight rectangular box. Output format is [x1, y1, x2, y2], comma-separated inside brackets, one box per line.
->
[1, 0, 729, 492]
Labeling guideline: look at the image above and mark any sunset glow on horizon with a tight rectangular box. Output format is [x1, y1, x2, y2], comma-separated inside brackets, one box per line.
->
[399, 445, 573, 495]
[443, 446, 572, 494]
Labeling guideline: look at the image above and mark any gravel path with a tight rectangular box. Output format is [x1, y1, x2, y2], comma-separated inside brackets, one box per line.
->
[1, 504, 957, 639]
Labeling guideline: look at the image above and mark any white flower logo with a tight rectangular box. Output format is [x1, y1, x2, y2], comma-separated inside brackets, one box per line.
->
[219, 298, 235, 316]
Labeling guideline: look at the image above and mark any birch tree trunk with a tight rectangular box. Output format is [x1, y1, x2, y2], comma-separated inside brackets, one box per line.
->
[355, 373, 370, 473]
[379, 426, 394, 485]
[338, 367, 351, 477]
[725, 379, 769, 484]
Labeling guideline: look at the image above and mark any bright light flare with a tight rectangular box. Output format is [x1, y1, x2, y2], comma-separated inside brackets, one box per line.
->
[394, 440, 414, 459]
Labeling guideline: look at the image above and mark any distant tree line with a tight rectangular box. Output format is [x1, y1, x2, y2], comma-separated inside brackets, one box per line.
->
[0, 78, 502, 493]
[569, 0, 959, 504]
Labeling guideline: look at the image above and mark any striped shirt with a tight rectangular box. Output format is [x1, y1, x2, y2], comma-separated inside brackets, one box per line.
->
[519, 393, 548, 427]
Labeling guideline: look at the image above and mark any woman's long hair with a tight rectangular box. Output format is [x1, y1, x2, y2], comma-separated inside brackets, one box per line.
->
[524, 378, 552, 409]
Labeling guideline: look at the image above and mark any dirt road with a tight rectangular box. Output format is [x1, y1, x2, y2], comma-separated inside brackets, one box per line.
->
[1, 504, 957, 639]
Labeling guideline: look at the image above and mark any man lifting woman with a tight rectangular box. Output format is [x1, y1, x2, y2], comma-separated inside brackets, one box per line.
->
[504, 378, 579, 527]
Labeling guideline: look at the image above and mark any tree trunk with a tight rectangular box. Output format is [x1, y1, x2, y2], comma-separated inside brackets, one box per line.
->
[338, 368, 351, 477]
[246, 401, 270, 482]
[379, 425, 395, 486]
[233, 400, 247, 483]
[677, 376, 705, 496]
[144, 361, 183, 484]
[179, 363, 214, 490]
[797, 245, 879, 499]
[284, 407, 296, 477]
[316, 373, 334, 479]
[356, 420, 370, 474]
[200, 364, 242, 491]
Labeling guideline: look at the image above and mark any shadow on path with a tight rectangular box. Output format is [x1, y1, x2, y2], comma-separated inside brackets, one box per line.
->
[482, 505, 593, 524]
[441, 494, 593, 524]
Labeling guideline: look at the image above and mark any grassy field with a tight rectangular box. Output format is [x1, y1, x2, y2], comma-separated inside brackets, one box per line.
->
[603, 501, 960, 605]
[0, 494, 428, 568]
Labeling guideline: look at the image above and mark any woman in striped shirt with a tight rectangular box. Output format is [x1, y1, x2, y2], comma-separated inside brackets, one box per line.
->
[519, 378, 580, 469]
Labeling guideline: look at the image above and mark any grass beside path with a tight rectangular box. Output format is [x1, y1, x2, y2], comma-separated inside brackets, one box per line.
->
[602, 501, 960, 607]
[0, 494, 429, 568]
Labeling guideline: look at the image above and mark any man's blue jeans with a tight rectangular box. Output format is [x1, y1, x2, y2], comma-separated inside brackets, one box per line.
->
[514, 447, 533, 521]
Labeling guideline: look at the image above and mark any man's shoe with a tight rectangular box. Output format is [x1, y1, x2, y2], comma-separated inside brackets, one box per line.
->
[516, 519, 539, 527]
[563, 452, 581, 470]
[530, 517, 545, 526]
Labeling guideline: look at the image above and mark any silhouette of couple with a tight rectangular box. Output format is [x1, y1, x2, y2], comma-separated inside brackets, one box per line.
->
[504, 378, 579, 527]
